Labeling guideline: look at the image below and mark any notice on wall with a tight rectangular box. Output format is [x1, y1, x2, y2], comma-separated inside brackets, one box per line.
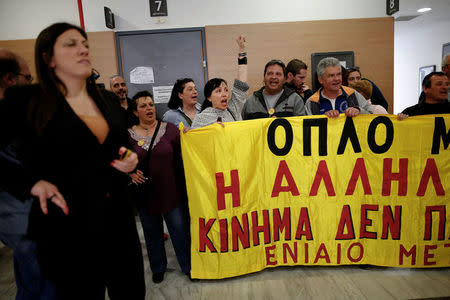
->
[130, 66, 154, 84]
[153, 85, 173, 103]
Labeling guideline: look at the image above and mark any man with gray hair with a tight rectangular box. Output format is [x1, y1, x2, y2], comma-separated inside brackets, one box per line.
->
[305, 57, 372, 117]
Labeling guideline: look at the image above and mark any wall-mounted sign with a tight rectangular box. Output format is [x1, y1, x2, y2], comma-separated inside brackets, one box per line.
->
[153, 86, 174, 103]
[130, 66, 155, 84]
[150, 0, 168, 17]
[386, 0, 399, 15]
[104, 6, 115, 29]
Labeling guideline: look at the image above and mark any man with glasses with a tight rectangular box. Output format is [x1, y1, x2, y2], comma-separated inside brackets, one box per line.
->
[16, 56, 33, 85]
[0, 49, 32, 99]
[0, 48, 57, 299]
[242, 59, 306, 120]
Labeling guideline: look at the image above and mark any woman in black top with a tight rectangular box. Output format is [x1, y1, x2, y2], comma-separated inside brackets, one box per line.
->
[0, 23, 145, 299]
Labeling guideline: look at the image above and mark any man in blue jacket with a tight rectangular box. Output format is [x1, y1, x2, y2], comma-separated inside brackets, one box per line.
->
[305, 57, 372, 118]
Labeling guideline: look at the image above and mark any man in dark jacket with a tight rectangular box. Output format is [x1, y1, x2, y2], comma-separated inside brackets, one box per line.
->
[399, 71, 450, 119]
[110, 75, 138, 126]
[242, 59, 306, 120]
[0, 48, 57, 299]
[0, 49, 32, 98]
[284, 58, 313, 102]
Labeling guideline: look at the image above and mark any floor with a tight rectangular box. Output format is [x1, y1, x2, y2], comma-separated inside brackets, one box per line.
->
[1, 222, 449, 300]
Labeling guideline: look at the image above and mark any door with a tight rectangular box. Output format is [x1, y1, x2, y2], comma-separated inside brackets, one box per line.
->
[115, 28, 207, 119]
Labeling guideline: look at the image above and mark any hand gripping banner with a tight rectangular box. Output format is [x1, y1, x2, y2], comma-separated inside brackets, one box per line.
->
[180, 115, 450, 279]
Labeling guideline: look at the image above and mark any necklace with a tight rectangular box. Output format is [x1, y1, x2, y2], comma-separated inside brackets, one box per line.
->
[138, 125, 150, 131]
[136, 123, 155, 146]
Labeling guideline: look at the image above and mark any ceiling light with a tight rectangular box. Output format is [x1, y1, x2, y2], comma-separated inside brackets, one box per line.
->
[417, 7, 432, 13]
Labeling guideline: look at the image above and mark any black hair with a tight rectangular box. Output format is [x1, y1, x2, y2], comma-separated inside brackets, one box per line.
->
[343, 67, 361, 86]
[285, 59, 307, 77]
[422, 71, 447, 88]
[167, 78, 194, 109]
[264, 59, 286, 76]
[130, 90, 154, 112]
[201, 78, 227, 111]
[31, 22, 99, 132]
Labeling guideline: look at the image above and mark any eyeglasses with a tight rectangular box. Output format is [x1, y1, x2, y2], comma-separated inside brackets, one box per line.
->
[18, 73, 33, 83]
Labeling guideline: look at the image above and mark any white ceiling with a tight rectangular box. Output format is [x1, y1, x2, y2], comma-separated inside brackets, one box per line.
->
[393, 0, 450, 22]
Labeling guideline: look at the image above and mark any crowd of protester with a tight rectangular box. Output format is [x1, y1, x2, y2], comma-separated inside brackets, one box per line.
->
[0, 21, 449, 299]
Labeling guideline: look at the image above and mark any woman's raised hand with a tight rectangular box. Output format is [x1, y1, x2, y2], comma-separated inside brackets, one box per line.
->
[236, 35, 246, 52]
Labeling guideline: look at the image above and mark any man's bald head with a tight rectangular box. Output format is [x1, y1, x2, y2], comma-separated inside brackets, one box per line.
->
[0, 48, 32, 98]
[0, 48, 20, 85]
[0, 48, 16, 59]
[110, 75, 128, 101]
[0, 48, 20, 97]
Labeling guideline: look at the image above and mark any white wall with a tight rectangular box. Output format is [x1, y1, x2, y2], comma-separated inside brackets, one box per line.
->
[0, 0, 386, 40]
[394, 15, 450, 113]
[82, 0, 387, 33]
[0, 0, 79, 40]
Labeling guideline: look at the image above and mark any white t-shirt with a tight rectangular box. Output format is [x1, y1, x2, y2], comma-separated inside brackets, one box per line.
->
[320, 91, 338, 110]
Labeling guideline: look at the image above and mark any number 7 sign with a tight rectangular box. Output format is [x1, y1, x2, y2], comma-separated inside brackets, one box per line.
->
[150, 0, 168, 17]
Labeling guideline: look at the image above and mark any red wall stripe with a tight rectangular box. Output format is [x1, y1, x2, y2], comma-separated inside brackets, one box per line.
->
[77, 0, 85, 30]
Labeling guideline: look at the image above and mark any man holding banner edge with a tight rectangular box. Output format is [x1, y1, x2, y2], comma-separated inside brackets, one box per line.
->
[305, 57, 372, 117]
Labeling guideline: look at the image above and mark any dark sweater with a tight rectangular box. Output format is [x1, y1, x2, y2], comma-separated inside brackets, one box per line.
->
[402, 101, 450, 116]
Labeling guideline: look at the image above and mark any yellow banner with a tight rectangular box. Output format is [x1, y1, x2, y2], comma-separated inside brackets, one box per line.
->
[181, 115, 450, 279]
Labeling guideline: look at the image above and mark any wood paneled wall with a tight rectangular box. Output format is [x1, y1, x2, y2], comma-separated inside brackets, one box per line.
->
[0, 31, 118, 88]
[86, 31, 118, 87]
[205, 17, 394, 112]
